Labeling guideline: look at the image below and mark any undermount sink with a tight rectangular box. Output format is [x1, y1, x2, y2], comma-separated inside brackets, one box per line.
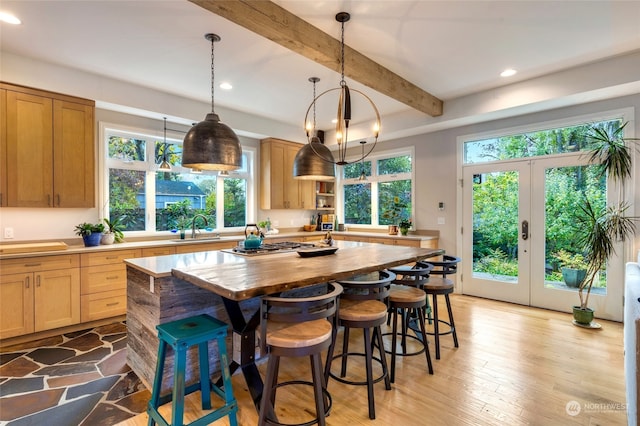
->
[170, 236, 222, 243]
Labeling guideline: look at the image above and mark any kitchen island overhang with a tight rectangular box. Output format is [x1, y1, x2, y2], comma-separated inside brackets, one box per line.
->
[124, 240, 443, 411]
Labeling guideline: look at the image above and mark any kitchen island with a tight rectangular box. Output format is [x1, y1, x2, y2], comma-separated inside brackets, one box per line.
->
[124, 240, 443, 410]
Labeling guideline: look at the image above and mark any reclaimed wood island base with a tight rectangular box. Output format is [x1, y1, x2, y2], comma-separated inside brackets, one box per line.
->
[124, 240, 443, 407]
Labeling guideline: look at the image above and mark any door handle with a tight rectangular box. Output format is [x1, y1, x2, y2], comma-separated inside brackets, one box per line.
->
[522, 220, 529, 240]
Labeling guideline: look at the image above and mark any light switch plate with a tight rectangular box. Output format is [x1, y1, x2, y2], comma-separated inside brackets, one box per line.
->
[437, 217, 445, 225]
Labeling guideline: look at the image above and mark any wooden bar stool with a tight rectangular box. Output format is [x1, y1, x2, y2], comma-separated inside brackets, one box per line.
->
[147, 314, 238, 426]
[386, 263, 434, 382]
[418, 256, 461, 359]
[325, 270, 395, 420]
[258, 282, 343, 426]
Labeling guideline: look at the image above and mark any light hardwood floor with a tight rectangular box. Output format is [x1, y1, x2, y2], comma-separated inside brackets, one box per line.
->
[117, 294, 626, 425]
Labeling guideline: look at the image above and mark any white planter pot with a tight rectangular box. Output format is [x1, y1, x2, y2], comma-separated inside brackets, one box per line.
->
[101, 232, 115, 245]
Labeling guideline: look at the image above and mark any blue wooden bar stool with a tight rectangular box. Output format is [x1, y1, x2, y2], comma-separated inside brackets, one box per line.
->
[147, 314, 238, 426]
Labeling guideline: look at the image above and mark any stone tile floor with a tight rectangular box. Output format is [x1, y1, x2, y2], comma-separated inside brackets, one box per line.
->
[0, 322, 150, 426]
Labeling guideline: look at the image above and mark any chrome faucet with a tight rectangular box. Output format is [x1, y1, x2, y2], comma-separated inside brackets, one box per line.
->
[191, 214, 209, 239]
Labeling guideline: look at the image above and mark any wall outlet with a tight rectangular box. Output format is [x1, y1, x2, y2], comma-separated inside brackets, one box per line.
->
[437, 217, 445, 225]
[4, 227, 14, 239]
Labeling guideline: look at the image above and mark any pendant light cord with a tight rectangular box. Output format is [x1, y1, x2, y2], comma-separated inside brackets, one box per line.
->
[340, 18, 346, 87]
[210, 36, 216, 114]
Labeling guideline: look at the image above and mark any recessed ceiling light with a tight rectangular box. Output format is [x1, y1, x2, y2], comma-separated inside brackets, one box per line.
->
[0, 11, 21, 24]
[219, 82, 232, 90]
[500, 68, 517, 77]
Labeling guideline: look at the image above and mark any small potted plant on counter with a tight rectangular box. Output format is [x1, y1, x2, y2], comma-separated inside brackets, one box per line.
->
[74, 222, 105, 247]
[102, 217, 125, 244]
[399, 218, 412, 236]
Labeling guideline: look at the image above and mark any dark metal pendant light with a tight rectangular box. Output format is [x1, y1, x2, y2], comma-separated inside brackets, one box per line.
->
[293, 77, 336, 180]
[182, 33, 242, 171]
[158, 117, 172, 171]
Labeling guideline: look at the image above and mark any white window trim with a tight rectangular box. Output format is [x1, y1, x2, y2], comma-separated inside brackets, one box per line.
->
[339, 145, 415, 230]
[99, 121, 256, 237]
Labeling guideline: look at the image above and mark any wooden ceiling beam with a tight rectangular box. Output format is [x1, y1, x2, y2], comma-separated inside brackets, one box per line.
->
[188, 0, 443, 117]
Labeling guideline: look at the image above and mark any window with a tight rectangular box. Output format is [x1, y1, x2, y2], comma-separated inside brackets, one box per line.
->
[103, 125, 254, 234]
[463, 119, 622, 164]
[341, 149, 413, 228]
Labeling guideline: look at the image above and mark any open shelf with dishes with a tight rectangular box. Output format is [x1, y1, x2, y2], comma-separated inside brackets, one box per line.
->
[316, 181, 335, 210]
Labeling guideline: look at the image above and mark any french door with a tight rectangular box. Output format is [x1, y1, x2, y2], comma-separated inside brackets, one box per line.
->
[461, 154, 623, 321]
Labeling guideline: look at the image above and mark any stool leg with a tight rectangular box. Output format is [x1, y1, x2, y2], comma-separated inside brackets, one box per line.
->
[217, 336, 238, 426]
[390, 307, 399, 383]
[258, 354, 280, 426]
[445, 294, 459, 348]
[400, 308, 408, 355]
[310, 353, 327, 426]
[324, 325, 338, 384]
[198, 342, 212, 410]
[340, 327, 351, 378]
[147, 340, 167, 426]
[425, 294, 433, 325]
[417, 307, 434, 374]
[432, 294, 441, 360]
[375, 326, 391, 391]
[363, 327, 376, 419]
[172, 342, 187, 426]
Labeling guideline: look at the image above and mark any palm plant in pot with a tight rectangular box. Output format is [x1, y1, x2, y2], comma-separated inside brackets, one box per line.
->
[572, 121, 638, 326]
[102, 217, 125, 244]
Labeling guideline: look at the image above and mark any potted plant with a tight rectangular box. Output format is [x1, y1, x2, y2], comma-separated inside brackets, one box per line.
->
[74, 222, 105, 247]
[571, 121, 638, 326]
[553, 249, 588, 288]
[399, 218, 412, 236]
[102, 217, 125, 244]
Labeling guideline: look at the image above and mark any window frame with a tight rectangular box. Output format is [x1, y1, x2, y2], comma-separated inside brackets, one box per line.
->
[99, 121, 255, 237]
[338, 146, 415, 230]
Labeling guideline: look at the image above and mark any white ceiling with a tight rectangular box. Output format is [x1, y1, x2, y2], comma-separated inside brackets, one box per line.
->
[2, 0, 640, 141]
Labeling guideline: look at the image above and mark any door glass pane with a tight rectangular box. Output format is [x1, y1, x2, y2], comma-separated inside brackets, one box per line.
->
[344, 183, 371, 224]
[109, 168, 146, 231]
[471, 171, 519, 283]
[544, 164, 607, 293]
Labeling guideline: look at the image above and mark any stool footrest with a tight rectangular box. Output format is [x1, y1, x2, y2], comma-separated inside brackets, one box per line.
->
[328, 352, 388, 386]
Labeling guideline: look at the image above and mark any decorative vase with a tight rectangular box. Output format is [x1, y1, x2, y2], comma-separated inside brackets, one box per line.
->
[572, 306, 595, 325]
[388, 225, 399, 235]
[82, 233, 102, 247]
[101, 232, 115, 245]
[399, 227, 409, 236]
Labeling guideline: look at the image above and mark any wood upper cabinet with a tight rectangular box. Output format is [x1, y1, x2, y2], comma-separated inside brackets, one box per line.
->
[260, 138, 314, 209]
[0, 89, 6, 207]
[1, 83, 95, 207]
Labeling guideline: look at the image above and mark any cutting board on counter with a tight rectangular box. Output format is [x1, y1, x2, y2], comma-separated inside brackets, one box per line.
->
[0, 242, 68, 255]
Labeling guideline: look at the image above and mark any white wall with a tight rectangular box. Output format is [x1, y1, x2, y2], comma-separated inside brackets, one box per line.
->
[1, 53, 639, 259]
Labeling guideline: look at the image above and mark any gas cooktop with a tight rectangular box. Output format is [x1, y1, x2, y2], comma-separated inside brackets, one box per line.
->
[223, 241, 316, 256]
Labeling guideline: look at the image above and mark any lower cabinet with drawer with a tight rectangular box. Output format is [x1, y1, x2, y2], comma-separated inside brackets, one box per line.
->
[80, 249, 140, 321]
[0, 255, 80, 339]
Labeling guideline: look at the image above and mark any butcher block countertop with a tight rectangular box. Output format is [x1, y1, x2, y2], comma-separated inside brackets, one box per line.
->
[125, 240, 443, 301]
